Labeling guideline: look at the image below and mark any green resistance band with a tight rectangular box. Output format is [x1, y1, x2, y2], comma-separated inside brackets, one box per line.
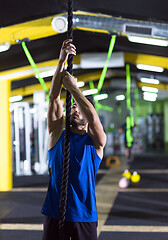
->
[96, 102, 113, 112]
[97, 35, 116, 93]
[130, 106, 134, 127]
[21, 41, 49, 103]
[86, 35, 116, 113]
[134, 86, 139, 124]
[126, 64, 134, 147]
[126, 64, 131, 110]
[89, 35, 116, 114]
[126, 64, 134, 127]
[89, 81, 113, 113]
[88, 81, 98, 113]
[126, 116, 134, 147]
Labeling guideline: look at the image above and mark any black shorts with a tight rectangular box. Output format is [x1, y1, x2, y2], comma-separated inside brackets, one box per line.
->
[42, 216, 98, 240]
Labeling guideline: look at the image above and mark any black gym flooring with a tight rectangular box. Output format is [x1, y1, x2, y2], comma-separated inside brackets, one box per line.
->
[0, 154, 168, 240]
[98, 154, 168, 240]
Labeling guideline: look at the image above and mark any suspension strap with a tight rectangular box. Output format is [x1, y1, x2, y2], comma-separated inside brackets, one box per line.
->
[126, 64, 134, 147]
[21, 40, 49, 103]
[97, 34, 116, 93]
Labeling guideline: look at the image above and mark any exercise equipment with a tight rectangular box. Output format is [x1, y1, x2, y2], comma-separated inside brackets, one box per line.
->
[88, 34, 116, 115]
[131, 171, 141, 183]
[122, 169, 131, 180]
[59, 0, 73, 238]
[119, 169, 141, 188]
[105, 156, 120, 168]
[119, 169, 131, 189]
[119, 177, 130, 189]
[10, 94, 49, 176]
[21, 39, 49, 104]
[126, 64, 134, 149]
[11, 102, 32, 176]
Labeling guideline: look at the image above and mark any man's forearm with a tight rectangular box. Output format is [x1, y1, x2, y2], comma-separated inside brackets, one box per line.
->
[69, 85, 98, 123]
[49, 60, 64, 101]
[62, 71, 106, 147]
[70, 85, 106, 147]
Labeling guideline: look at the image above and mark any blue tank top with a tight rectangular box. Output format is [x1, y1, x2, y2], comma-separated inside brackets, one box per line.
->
[41, 130, 101, 222]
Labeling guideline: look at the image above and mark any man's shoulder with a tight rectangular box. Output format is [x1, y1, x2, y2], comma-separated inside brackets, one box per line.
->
[48, 128, 64, 150]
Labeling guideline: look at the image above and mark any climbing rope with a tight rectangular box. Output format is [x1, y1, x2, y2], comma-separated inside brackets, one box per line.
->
[59, 0, 73, 238]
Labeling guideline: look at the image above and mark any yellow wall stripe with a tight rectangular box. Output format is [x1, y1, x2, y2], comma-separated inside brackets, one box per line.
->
[10, 70, 102, 97]
[2, 52, 167, 84]
[125, 52, 168, 69]
[0, 55, 81, 82]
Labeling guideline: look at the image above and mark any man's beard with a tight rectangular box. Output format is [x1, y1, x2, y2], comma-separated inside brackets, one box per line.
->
[70, 118, 87, 127]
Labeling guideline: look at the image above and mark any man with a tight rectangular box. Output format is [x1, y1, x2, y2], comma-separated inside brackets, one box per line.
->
[41, 39, 106, 240]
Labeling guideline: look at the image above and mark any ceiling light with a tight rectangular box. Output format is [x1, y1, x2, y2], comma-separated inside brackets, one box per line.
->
[77, 81, 85, 88]
[115, 95, 125, 101]
[137, 64, 164, 72]
[94, 94, 108, 101]
[140, 77, 160, 84]
[0, 42, 10, 52]
[128, 36, 168, 47]
[36, 70, 55, 79]
[143, 92, 157, 98]
[143, 95, 157, 102]
[9, 95, 23, 103]
[82, 89, 98, 96]
[141, 86, 158, 93]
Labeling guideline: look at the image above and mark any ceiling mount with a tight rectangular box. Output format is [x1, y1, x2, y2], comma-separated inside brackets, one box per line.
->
[71, 11, 168, 39]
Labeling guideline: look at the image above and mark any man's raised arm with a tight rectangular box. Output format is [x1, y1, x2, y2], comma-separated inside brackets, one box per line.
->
[62, 71, 106, 156]
[47, 40, 76, 134]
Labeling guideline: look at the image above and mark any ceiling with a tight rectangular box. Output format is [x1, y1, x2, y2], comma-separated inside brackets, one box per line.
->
[1, 0, 168, 102]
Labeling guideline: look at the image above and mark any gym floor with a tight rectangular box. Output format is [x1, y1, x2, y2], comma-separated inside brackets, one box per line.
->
[0, 154, 168, 240]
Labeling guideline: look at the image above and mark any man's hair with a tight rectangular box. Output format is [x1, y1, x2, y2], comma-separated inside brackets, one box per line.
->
[85, 96, 95, 108]
[72, 96, 95, 108]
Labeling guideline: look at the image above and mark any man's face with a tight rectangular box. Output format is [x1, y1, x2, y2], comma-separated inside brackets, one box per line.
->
[70, 102, 87, 127]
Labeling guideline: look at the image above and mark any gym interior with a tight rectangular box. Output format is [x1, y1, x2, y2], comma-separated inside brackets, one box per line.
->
[0, 0, 168, 239]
